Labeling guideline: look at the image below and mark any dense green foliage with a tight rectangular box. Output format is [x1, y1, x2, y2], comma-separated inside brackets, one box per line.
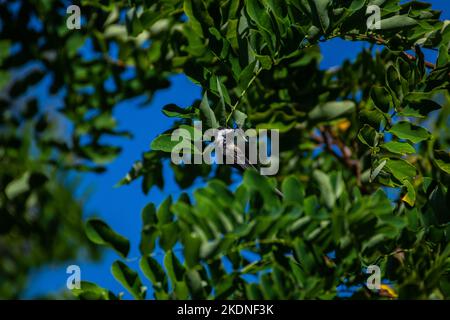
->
[0, 110, 100, 298]
[1, 0, 449, 299]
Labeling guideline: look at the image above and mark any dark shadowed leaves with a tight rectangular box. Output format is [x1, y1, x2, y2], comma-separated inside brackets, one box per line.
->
[85, 219, 130, 258]
[111, 261, 146, 300]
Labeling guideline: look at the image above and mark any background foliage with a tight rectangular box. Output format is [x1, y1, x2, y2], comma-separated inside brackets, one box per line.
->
[1, 0, 449, 299]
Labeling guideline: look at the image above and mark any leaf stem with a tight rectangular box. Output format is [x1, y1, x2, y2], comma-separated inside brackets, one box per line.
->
[226, 66, 263, 126]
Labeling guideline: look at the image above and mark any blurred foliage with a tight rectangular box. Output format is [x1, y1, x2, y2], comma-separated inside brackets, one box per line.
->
[1, 0, 449, 299]
[0, 123, 100, 298]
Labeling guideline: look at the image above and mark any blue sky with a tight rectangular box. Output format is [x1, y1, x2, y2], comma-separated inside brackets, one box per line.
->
[24, 1, 450, 298]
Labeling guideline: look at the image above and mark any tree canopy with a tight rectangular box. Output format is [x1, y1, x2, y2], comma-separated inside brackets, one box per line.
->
[1, 0, 449, 299]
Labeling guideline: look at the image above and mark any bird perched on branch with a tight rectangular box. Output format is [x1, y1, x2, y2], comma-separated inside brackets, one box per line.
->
[215, 127, 284, 198]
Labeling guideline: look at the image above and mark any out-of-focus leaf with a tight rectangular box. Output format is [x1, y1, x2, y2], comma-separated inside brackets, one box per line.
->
[313, 170, 335, 208]
[85, 219, 130, 258]
[308, 101, 355, 122]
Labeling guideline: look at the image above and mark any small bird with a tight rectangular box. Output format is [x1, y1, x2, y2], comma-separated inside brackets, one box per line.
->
[215, 127, 284, 198]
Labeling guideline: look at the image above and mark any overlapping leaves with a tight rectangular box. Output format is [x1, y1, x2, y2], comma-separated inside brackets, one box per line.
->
[77, 172, 450, 299]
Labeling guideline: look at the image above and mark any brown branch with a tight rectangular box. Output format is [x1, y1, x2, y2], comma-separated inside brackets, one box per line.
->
[347, 34, 436, 70]
[311, 132, 341, 164]
[402, 51, 435, 69]
[103, 54, 128, 68]
[311, 127, 364, 189]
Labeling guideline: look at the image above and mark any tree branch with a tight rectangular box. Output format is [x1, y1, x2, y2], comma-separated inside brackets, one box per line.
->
[342, 33, 436, 70]
[311, 127, 363, 188]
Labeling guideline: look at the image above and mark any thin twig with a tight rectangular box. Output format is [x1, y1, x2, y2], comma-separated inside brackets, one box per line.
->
[226, 66, 263, 125]
[402, 51, 435, 69]
[312, 127, 364, 189]
[334, 33, 436, 70]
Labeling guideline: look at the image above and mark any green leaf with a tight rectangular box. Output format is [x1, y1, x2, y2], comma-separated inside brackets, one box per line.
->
[159, 222, 179, 250]
[359, 108, 385, 129]
[238, 60, 257, 90]
[233, 109, 247, 127]
[293, 238, 317, 273]
[380, 141, 416, 155]
[125, 7, 143, 37]
[387, 121, 430, 144]
[215, 77, 229, 123]
[255, 54, 273, 69]
[139, 203, 159, 255]
[164, 251, 185, 284]
[157, 196, 173, 225]
[93, 113, 116, 131]
[139, 225, 158, 255]
[313, 170, 335, 209]
[437, 43, 449, 67]
[72, 281, 117, 300]
[150, 134, 178, 152]
[85, 219, 130, 258]
[185, 269, 205, 299]
[184, 233, 202, 268]
[401, 97, 442, 118]
[384, 158, 417, 182]
[282, 175, 304, 204]
[433, 150, 450, 174]
[358, 124, 378, 147]
[307, 25, 321, 40]
[150, 134, 181, 153]
[183, 0, 205, 36]
[311, 0, 331, 32]
[162, 104, 197, 118]
[173, 281, 190, 299]
[5, 172, 31, 199]
[349, 0, 366, 11]
[401, 179, 416, 206]
[370, 86, 391, 113]
[386, 65, 402, 101]
[140, 256, 168, 291]
[111, 261, 145, 300]
[139, 10, 159, 29]
[141, 203, 157, 226]
[246, 0, 274, 51]
[308, 101, 355, 122]
[370, 159, 387, 182]
[380, 15, 417, 30]
[243, 170, 278, 209]
[199, 92, 218, 129]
